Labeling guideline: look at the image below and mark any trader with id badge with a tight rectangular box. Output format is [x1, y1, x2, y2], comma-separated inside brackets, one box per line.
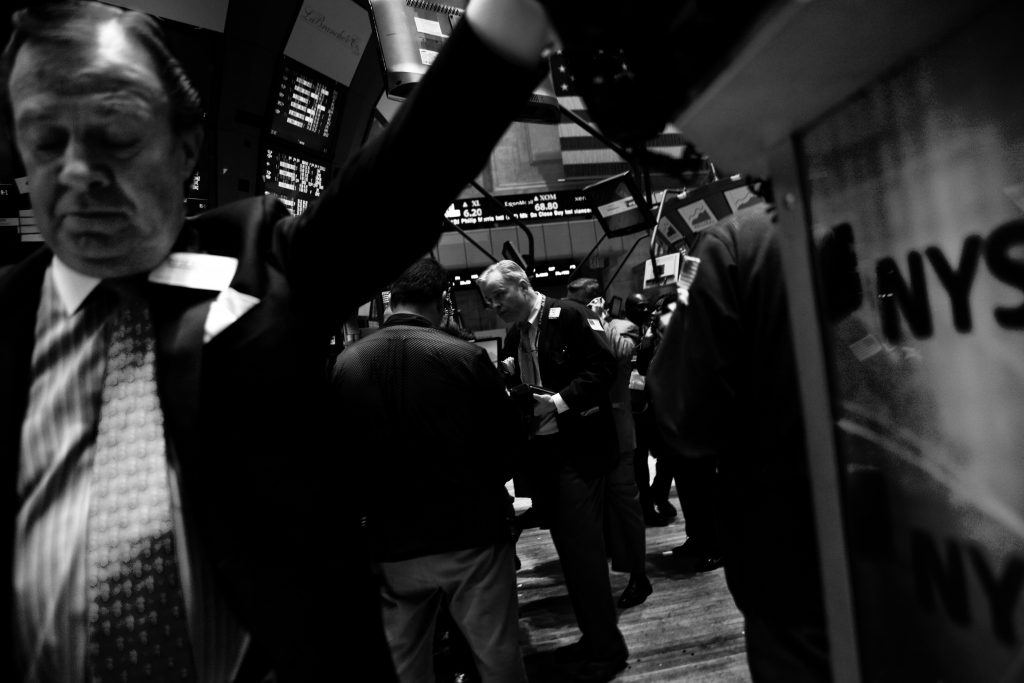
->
[478, 260, 628, 681]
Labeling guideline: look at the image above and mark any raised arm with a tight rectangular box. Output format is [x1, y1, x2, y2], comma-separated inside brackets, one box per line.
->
[279, 0, 554, 325]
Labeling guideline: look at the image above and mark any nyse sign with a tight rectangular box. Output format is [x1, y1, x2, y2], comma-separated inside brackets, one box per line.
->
[800, 9, 1024, 681]
[443, 190, 592, 228]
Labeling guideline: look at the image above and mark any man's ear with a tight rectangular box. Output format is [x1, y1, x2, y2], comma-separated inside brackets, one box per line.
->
[177, 125, 204, 182]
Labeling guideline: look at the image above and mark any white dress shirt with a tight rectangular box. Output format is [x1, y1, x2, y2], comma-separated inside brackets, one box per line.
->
[15, 258, 248, 682]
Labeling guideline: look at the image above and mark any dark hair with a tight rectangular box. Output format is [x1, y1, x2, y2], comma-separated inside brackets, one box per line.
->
[1, 1, 203, 133]
[566, 277, 601, 304]
[623, 292, 650, 325]
[390, 258, 449, 308]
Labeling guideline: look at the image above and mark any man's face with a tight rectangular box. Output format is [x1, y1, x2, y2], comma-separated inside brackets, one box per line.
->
[9, 20, 202, 278]
[479, 273, 531, 324]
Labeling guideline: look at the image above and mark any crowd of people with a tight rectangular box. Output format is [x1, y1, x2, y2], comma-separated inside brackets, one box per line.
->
[1, 0, 830, 681]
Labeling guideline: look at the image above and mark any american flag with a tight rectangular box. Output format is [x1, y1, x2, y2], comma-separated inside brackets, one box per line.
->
[549, 50, 686, 180]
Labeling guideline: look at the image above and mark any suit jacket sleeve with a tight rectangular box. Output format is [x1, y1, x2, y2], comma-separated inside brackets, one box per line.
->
[606, 320, 638, 362]
[551, 304, 616, 412]
[270, 22, 545, 328]
[499, 327, 522, 387]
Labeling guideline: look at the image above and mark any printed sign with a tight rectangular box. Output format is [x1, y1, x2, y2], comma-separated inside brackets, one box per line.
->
[723, 185, 765, 213]
[642, 253, 681, 289]
[675, 199, 717, 232]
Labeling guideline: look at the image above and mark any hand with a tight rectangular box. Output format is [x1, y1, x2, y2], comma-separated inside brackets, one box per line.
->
[532, 393, 557, 417]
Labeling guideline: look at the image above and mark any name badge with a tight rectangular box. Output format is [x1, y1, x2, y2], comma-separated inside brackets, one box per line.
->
[587, 318, 604, 332]
[548, 307, 561, 319]
[149, 253, 239, 291]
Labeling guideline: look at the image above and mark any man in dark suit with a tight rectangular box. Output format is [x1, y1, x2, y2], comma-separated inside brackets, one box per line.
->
[0, 1, 552, 680]
[565, 278, 653, 609]
[332, 258, 526, 683]
[478, 260, 627, 682]
[648, 205, 830, 681]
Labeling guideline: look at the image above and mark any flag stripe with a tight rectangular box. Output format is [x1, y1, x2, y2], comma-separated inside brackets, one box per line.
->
[550, 50, 682, 180]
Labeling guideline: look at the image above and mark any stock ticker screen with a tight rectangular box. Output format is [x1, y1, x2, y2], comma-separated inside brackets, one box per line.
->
[268, 57, 341, 155]
[262, 147, 327, 216]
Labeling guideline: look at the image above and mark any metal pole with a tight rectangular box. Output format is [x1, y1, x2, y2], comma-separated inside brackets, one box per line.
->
[467, 180, 535, 269]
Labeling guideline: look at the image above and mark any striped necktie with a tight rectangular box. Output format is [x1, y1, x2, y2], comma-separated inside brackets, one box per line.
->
[86, 285, 197, 683]
[518, 320, 539, 387]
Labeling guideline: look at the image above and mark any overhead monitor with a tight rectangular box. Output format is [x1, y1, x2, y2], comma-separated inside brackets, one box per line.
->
[583, 171, 655, 237]
[653, 174, 767, 251]
[368, 0, 559, 123]
[261, 146, 328, 216]
[268, 56, 343, 156]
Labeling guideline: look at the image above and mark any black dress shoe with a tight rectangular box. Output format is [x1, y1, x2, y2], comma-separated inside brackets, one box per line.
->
[692, 554, 724, 573]
[653, 500, 677, 518]
[552, 638, 588, 665]
[560, 650, 628, 682]
[671, 540, 723, 573]
[617, 575, 653, 609]
[670, 538, 703, 559]
[642, 506, 670, 527]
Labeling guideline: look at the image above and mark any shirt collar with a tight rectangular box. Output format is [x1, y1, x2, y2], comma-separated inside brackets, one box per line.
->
[382, 312, 434, 329]
[50, 256, 101, 316]
[525, 292, 544, 327]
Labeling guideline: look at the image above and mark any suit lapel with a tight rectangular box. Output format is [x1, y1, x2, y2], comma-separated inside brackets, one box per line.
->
[537, 296, 555, 362]
[147, 222, 263, 470]
[147, 279, 214, 475]
[0, 247, 51, 677]
[0, 248, 51, 490]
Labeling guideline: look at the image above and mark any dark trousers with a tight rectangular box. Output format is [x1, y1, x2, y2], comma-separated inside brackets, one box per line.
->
[673, 455, 723, 554]
[604, 448, 646, 574]
[632, 409, 659, 511]
[635, 407, 722, 552]
[528, 434, 623, 654]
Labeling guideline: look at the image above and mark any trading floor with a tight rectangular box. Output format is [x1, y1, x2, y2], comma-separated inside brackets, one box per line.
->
[508, 487, 751, 682]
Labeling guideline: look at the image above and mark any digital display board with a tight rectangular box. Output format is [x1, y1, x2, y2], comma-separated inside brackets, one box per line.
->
[268, 56, 342, 155]
[261, 147, 328, 216]
[443, 190, 593, 228]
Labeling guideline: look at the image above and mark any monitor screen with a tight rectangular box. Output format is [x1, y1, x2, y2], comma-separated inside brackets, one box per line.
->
[584, 171, 654, 237]
[268, 56, 342, 156]
[261, 147, 328, 216]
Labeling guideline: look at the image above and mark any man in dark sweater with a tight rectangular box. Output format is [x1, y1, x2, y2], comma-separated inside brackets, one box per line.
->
[331, 259, 526, 683]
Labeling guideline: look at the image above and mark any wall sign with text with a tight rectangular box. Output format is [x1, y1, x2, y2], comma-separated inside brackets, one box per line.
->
[800, 6, 1024, 680]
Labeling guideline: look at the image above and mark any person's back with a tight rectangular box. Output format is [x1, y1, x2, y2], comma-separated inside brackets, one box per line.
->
[331, 259, 527, 683]
[649, 204, 829, 680]
[334, 318, 521, 561]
